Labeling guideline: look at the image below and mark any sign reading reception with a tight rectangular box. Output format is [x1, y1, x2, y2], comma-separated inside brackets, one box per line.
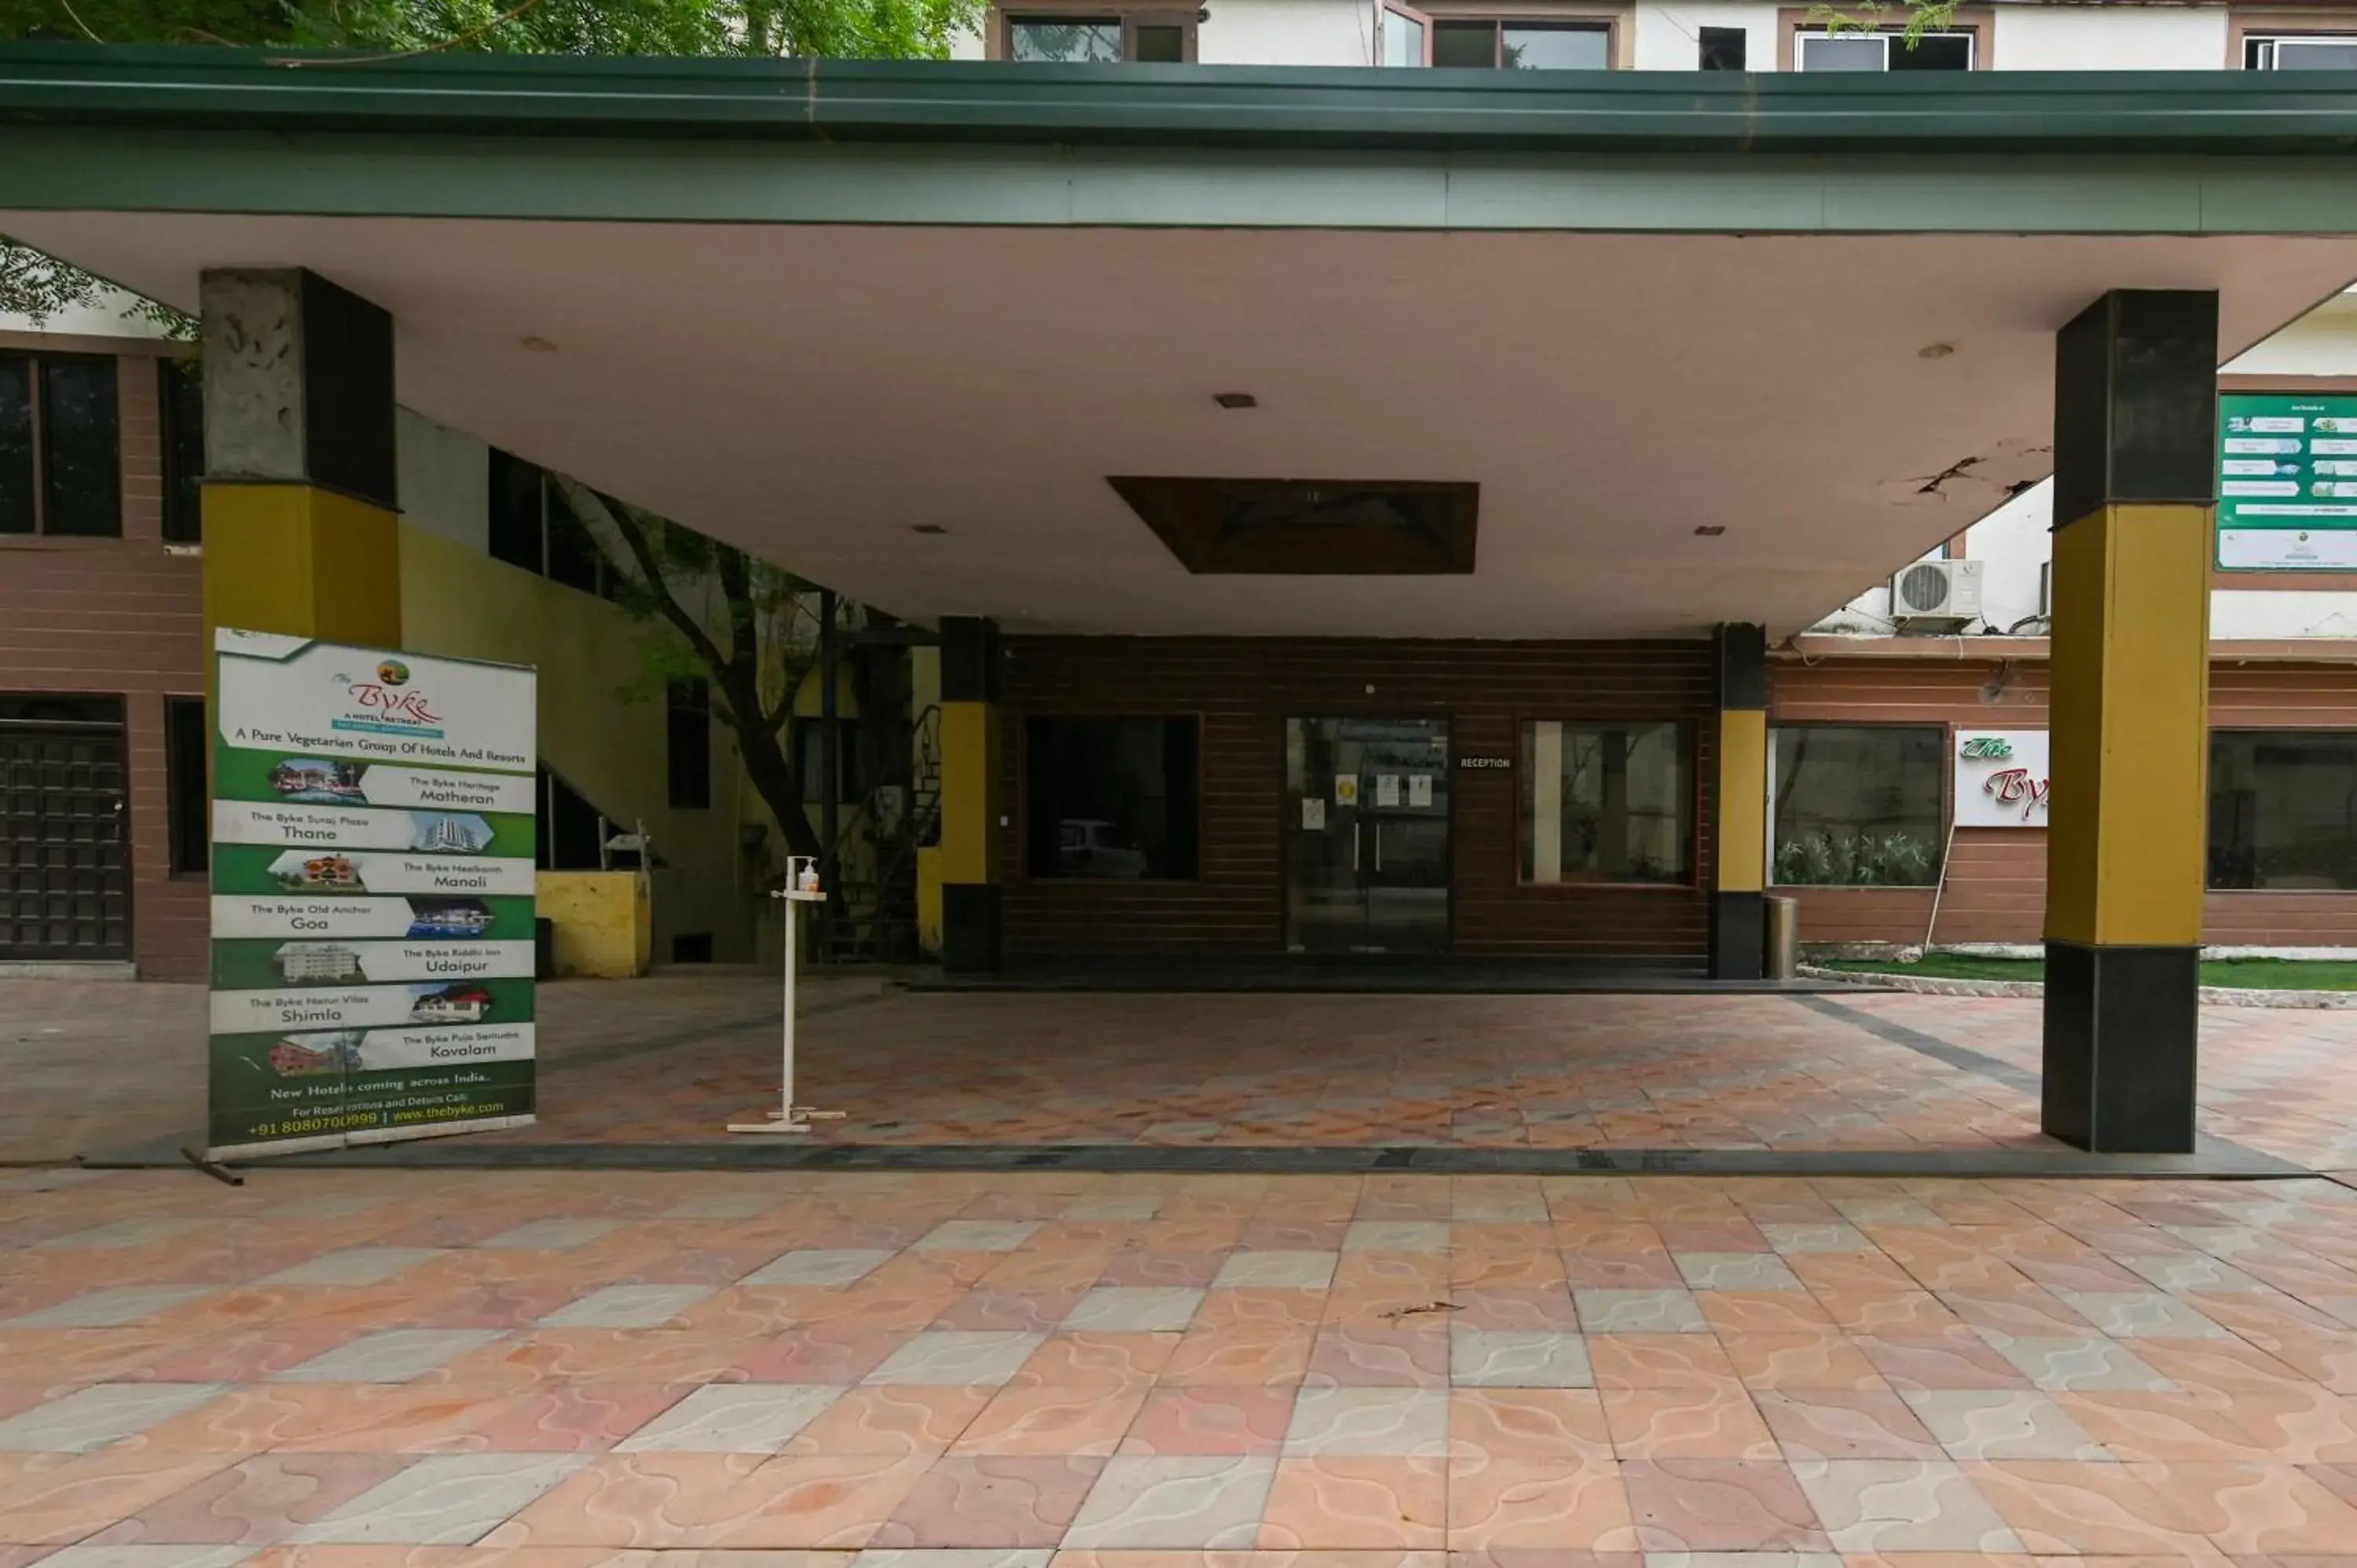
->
[208, 630, 537, 1159]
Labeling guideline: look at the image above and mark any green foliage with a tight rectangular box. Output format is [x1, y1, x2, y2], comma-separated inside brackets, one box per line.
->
[1773, 829, 1938, 887]
[1802, 2, 1959, 48]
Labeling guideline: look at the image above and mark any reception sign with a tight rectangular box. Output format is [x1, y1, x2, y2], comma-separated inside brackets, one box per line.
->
[1954, 730, 2051, 828]
[2219, 393, 2357, 571]
[208, 631, 537, 1159]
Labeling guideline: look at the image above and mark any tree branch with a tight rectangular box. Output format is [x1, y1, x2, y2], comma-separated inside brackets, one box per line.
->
[555, 477, 733, 677]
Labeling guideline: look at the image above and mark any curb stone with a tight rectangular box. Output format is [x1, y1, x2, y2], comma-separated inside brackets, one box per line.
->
[1797, 964, 2357, 1009]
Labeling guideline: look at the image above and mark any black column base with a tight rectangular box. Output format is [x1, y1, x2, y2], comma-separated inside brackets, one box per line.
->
[1709, 891, 1765, 981]
[941, 883, 1003, 975]
[2040, 940, 2198, 1152]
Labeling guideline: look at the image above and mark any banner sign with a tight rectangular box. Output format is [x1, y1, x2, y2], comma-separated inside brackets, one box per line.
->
[1954, 730, 2051, 828]
[209, 631, 537, 1159]
[2219, 393, 2357, 571]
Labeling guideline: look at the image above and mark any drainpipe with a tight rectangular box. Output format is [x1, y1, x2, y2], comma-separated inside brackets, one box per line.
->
[819, 589, 839, 956]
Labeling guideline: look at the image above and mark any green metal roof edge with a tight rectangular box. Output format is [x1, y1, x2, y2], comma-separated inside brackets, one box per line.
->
[8, 44, 2357, 153]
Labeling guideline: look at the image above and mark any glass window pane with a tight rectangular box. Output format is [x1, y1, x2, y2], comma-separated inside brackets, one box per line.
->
[39, 357, 119, 537]
[0, 357, 30, 535]
[667, 678, 711, 811]
[1519, 720, 1691, 885]
[2209, 731, 2357, 889]
[2271, 40, 2357, 70]
[1890, 32, 1972, 71]
[1025, 716, 1200, 879]
[1797, 34, 1884, 71]
[1501, 24, 1608, 71]
[486, 448, 545, 573]
[1770, 726, 1944, 886]
[1009, 18, 1124, 61]
[159, 358, 205, 544]
[1133, 23, 1183, 61]
[1380, 9, 1424, 66]
[1432, 21, 1496, 68]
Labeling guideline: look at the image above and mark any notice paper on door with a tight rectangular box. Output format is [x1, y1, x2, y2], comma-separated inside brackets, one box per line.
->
[1409, 774, 1432, 808]
[1334, 774, 1359, 806]
[1376, 775, 1401, 808]
[1302, 797, 1325, 830]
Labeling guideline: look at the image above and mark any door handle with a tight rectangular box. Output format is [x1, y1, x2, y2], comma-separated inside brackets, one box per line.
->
[1352, 822, 1361, 872]
[1374, 823, 1383, 873]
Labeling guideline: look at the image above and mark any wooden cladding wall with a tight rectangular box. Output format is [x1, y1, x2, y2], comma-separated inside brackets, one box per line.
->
[999, 637, 1719, 961]
[1772, 656, 2357, 947]
[0, 357, 207, 980]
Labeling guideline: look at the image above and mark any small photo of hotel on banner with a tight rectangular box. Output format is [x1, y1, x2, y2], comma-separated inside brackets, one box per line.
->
[207, 630, 537, 1159]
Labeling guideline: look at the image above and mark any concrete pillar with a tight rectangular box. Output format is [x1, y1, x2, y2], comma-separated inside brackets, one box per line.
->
[2042, 289, 2216, 1153]
[937, 615, 1003, 973]
[199, 268, 401, 647]
[1709, 622, 1768, 980]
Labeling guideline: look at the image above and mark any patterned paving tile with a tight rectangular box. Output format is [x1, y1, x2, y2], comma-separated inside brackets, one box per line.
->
[0, 1385, 229, 1453]
[269, 1332, 506, 1384]
[286, 1453, 588, 1544]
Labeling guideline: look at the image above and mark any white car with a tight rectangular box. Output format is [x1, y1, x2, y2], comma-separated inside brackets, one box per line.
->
[1058, 819, 1149, 879]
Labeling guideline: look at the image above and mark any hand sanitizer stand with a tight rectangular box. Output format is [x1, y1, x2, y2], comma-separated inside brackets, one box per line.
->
[728, 855, 843, 1134]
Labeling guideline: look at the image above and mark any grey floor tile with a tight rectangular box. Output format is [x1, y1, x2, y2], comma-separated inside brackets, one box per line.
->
[865, 1332, 1045, 1387]
[0, 1383, 227, 1453]
[35, 1218, 207, 1250]
[1897, 1389, 2110, 1460]
[5, 1285, 217, 1328]
[290, 1454, 588, 1544]
[1788, 1457, 2024, 1552]
[1450, 1327, 1593, 1388]
[538, 1284, 716, 1328]
[740, 1248, 897, 1287]
[913, 1221, 1039, 1252]
[1062, 1455, 1277, 1549]
[1343, 1221, 1450, 1252]
[1283, 1385, 1448, 1456]
[855, 1553, 1054, 1568]
[31, 1548, 261, 1568]
[271, 1330, 506, 1383]
[1978, 1334, 2175, 1393]
[470, 1219, 620, 1251]
[2053, 1291, 2229, 1339]
[614, 1383, 841, 1452]
[1060, 1197, 1161, 1222]
[255, 1248, 448, 1287]
[1574, 1288, 1709, 1334]
[1675, 1254, 1805, 1291]
[2112, 1252, 2267, 1293]
[1759, 1224, 1875, 1256]
[1062, 1288, 1204, 1333]
[1211, 1251, 1336, 1289]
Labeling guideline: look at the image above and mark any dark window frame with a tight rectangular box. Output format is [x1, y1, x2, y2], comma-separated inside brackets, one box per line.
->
[1698, 24, 1746, 70]
[794, 716, 871, 806]
[157, 357, 205, 545]
[1376, 5, 1622, 67]
[667, 677, 713, 811]
[1515, 716, 1699, 890]
[0, 351, 123, 540]
[1768, 721, 1949, 889]
[1021, 713, 1204, 882]
[2207, 728, 2357, 892]
[1784, 6, 1989, 73]
[995, 5, 1199, 61]
[163, 694, 209, 877]
[485, 446, 619, 600]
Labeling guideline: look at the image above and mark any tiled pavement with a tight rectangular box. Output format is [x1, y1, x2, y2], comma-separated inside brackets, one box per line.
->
[15, 973, 2357, 1165]
[11, 1166, 2357, 1564]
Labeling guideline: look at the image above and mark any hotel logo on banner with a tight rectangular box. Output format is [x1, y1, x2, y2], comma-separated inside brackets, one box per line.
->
[208, 632, 538, 1160]
[1955, 730, 2051, 828]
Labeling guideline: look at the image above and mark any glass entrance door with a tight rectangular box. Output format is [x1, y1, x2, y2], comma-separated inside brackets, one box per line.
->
[1285, 716, 1450, 954]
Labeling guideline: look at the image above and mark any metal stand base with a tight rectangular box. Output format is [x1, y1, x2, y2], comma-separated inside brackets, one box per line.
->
[724, 880, 846, 1138]
[727, 1109, 846, 1135]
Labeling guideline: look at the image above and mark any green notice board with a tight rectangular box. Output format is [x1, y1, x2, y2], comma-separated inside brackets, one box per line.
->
[2219, 392, 2357, 572]
[208, 629, 538, 1159]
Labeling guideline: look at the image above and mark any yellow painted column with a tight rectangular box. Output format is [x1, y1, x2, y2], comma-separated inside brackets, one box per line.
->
[1710, 623, 1769, 980]
[2040, 289, 2216, 1153]
[937, 617, 1003, 972]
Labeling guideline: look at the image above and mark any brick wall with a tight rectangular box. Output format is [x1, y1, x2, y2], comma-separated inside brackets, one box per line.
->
[999, 636, 1718, 962]
[1771, 654, 2357, 948]
[0, 352, 207, 980]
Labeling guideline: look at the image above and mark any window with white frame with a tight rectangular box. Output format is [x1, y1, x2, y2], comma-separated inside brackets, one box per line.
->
[1000, 9, 1194, 61]
[1377, 8, 1611, 68]
[1795, 29, 1973, 71]
[2246, 35, 2357, 70]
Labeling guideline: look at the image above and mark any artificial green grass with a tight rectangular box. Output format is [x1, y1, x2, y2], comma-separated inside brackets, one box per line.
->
[1822, 953, 2357, 991]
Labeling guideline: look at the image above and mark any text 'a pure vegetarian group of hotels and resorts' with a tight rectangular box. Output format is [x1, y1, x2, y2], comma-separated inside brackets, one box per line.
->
[207, 630, 538, 1160]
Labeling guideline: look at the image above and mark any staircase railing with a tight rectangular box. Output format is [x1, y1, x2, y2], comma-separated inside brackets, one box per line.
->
[817, 704, 940, 962]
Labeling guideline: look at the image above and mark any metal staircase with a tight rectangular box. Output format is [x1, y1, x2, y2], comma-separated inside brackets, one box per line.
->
[817, 704, 940, 963]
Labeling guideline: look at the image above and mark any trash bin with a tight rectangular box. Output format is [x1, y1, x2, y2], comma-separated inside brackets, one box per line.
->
[1764, 896, 1799, 981]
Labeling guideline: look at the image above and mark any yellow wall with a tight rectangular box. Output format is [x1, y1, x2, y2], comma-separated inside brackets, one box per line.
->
[539, 870, 651, 977]
[398, 524, 775, 964]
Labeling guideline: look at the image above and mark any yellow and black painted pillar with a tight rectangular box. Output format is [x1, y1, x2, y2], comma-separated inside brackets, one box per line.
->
[2042, 289, 2216, 1153]
[937, 615, 1004, 973]
[198, 269, 401, 647]
[1710, 622, 1769, 980]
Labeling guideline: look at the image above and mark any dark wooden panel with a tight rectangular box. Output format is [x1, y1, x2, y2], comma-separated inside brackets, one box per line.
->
[999, 636, 1717, 961]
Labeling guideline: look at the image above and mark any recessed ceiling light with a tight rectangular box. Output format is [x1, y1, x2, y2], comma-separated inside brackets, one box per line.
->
[911, 524, 948, 535]
[520, 335, 558, 353]
[1213, 392, 1258, 410]
[1694, 525, 1727, 537]
[1918, 342, 1956, 360]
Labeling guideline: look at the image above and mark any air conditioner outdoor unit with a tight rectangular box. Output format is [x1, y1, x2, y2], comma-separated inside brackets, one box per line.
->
[1891, 559, 1985, 630]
